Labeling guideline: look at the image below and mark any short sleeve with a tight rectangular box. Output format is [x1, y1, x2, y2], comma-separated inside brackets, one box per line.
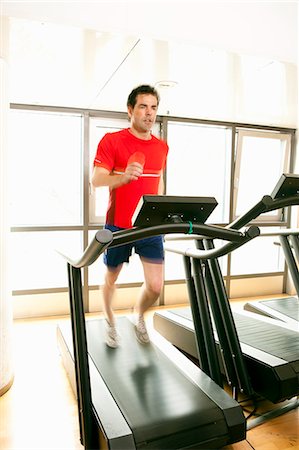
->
[93, 133, 115, 171]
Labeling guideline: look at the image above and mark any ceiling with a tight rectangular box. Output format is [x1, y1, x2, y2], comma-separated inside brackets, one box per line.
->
[1, 0, 297, 122]
[2, 0, 298, 64]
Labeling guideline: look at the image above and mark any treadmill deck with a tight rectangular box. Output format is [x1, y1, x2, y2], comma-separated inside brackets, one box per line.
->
[57, 316, 246, 449]
[153, 308, 299, 403]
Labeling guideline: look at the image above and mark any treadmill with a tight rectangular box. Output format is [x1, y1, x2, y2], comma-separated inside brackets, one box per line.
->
[154, 174, 299, 410]
[57, 195, 259, 450]
[243, 174, 299, 326]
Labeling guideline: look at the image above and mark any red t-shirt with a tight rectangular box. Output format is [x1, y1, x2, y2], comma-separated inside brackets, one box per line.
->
[94, 128, 169, 228]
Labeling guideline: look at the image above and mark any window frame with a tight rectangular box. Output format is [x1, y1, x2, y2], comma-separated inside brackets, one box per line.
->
[233, 129, 292, 223]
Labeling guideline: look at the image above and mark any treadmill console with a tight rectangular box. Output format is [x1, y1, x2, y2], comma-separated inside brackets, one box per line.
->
[133, 195, 218, 227]
[271, 173, 299, 199]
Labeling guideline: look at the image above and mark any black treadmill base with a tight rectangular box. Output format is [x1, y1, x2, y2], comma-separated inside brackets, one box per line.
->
[57, 317, 246, 449]
[153, 308, 299, 404]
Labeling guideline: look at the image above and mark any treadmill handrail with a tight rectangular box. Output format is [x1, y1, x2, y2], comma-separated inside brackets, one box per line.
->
[228, 195, 273, 229]
[58, 229, 113, 268]
[59, 223, 255, 270]
[260, 229, 299, 237]
[228, 194, 299, 230]
[164, 226, 260, 260]
[98, 223, 252, 247]
[264, 195, 299, 213]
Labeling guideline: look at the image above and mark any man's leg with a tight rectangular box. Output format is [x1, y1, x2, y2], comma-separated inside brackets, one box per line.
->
[102, 264, 123, 326]
[135, 260, 164, 315]
[134, 260, 164, 343]
[102, 265, 123, 348]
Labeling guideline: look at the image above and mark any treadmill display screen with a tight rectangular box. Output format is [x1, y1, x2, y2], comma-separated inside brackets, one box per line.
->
[271, 173, 299, 199]
[133, 195, 218, 227]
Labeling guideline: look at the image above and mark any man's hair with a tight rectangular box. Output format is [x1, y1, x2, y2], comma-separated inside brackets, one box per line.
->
[127, 84, 160, 108]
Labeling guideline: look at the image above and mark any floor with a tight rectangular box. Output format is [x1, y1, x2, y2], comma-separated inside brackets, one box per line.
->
[0, 305, 298, 450]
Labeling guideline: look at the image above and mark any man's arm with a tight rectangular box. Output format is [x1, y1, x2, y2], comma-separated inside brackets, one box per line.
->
[158, 171, 165, 195]
[91, 163, 143, 189]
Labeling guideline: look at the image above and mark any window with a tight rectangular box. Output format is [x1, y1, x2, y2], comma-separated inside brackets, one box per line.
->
[230, 227, 285, 276]
[233, 130, 291, 221]
[8, 110, 83, 226]
[7, 105, 296, 314]
[11, 231, 83, 290]
[164, 122, 231, 282]
[166, 121, 232, 223]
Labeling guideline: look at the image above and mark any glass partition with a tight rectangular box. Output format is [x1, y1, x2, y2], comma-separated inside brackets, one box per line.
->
[230, 227, 285, 276]
[233, 130, 291, 221]
[11, 230, 83, 290]
[166, 121, 232, 224]
[8, 110, 83, 226]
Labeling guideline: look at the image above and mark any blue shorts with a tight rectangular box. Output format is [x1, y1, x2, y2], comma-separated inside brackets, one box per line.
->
[103, 224, 164, 268]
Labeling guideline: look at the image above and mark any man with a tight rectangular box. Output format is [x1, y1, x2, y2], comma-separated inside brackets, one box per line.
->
[91, 85, 169, 348]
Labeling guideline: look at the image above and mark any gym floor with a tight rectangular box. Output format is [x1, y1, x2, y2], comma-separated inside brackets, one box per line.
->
[0, 303, 298, 450]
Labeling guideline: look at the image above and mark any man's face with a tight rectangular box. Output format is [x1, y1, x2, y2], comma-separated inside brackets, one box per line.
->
[128, 94, 158, 133]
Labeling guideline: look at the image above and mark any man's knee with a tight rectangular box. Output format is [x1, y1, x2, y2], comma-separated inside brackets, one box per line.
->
[146, 277, 163, 297]
[104, 265, 122, 286]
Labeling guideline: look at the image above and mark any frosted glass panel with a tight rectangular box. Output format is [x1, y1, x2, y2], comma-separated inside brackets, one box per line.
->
[164, 240, 195, 281]
[8, 110, 83, 226]
[166, 122, 231, 223]
[230, 228, 285, 275]
[164, 238, 227, 281]
[11, 231, 82, 290]
[235, 132, 290, 218]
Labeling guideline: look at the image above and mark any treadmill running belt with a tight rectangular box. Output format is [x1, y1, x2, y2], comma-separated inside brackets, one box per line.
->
[232, 312, 299, 361]
[86, 317, 229, 447]
[259, 297, 299, 321]
[170, 308, 299, 362]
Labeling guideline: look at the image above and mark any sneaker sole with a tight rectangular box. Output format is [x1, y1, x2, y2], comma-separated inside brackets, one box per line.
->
[134, 326, 150, 344]
[106, 340, 119, 348]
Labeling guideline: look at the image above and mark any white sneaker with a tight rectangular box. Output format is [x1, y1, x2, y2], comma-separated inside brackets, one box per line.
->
[134, 315, 150, 344]
[105, 320, 120, 348]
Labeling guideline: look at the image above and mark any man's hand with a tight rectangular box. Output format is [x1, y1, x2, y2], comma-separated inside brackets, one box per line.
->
[122, 161, 143, 184]
[91, 151, 145, 189]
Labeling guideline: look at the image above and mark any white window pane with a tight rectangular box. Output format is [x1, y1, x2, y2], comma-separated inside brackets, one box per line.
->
[164, 252, 186, 281]
[164, 240, 195, 281]
[230, 227, 285, 276]
[166, 122, 231, 223]
[11, 231, 83, 290]
[164, 238, 227, 281]
[8, 110, 83, 226]
[235, 131, 290, 218]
